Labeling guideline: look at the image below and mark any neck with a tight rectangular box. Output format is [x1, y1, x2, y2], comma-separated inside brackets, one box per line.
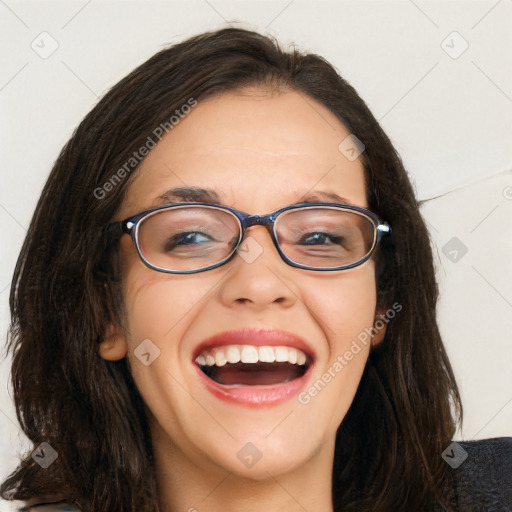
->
[151, 421, 335, 512]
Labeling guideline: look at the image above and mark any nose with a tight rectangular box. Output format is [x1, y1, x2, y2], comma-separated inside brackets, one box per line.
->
[216, 224, 298, 310]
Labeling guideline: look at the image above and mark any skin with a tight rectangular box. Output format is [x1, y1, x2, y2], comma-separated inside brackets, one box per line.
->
[99, 88, 386, 512]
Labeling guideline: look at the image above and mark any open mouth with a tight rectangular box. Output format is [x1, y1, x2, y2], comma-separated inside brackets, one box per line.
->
[195, 345, 311, 386]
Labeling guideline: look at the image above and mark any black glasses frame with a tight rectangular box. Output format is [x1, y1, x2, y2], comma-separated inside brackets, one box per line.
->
[108, 202, 391, 274]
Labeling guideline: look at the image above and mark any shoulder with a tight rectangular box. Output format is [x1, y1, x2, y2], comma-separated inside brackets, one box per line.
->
[450, 436, 512, 510]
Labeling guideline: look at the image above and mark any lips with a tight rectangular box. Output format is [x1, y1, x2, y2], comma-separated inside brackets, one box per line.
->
[192, 328, 315, 407]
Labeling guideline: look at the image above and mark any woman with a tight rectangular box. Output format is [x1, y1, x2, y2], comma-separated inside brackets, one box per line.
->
[2, 27, 511, 512]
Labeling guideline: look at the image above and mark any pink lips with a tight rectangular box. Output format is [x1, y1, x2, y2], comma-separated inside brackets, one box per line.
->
[193, 328, 315, 359]
[193, 328, 315, 408]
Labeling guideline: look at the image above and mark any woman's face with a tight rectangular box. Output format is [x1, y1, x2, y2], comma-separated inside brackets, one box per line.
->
[107, 89, 380, 480]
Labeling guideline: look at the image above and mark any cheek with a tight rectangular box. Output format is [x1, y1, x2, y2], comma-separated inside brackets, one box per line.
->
[119, 236, 201, 339]
[300, 265, 377, 426]
[117, 241, 205, 377]
[120, 267, 213, 420]
[122, 272, 204, 347]
[304, 263, 378, 347]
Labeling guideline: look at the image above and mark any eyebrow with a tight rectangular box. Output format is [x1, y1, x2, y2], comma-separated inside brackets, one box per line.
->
[153, 186, 352, 207]
[155, 187, 221, 205]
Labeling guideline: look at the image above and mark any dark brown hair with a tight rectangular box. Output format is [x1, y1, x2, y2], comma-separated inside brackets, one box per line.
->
[1, 27, 462, 511]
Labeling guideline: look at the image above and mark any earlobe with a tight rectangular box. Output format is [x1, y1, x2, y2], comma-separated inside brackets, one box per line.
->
[98, 328, 128, 361]
[371, 312, 388, 347]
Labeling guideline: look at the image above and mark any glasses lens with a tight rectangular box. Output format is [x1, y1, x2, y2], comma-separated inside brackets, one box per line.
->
[275, 207, 376, 269]
[136, 206, 241, 271]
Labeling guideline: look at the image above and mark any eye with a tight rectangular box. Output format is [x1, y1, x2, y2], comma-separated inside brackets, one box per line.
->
[299, 232, 344, 246]
[164, 231, 213, 251]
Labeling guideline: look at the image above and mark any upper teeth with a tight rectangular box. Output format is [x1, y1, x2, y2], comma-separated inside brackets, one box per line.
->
[195, 345, 308, 367]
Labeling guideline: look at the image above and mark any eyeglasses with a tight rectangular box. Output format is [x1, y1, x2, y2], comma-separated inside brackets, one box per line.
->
[108, 202, 391, 274]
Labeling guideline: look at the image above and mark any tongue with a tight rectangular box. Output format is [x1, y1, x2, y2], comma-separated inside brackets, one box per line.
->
[204, 362, 305, 386]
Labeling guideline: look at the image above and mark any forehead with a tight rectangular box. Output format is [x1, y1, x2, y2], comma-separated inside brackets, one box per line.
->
[119, 89, 367, 217]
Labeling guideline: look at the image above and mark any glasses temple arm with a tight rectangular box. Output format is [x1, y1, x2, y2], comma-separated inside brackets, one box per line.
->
[377, 222, 391, 237]
[104, 221, 127, 249]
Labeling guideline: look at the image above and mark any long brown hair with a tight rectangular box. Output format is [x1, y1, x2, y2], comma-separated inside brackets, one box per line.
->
[1, 27, 462, 511]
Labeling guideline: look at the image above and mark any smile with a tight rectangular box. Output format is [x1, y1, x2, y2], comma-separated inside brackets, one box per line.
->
[192, 329, 315, 407]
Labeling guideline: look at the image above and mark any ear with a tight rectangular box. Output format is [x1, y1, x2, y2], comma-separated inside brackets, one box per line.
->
[98, 324, 128, 361]
[371, 309, 388, 347]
